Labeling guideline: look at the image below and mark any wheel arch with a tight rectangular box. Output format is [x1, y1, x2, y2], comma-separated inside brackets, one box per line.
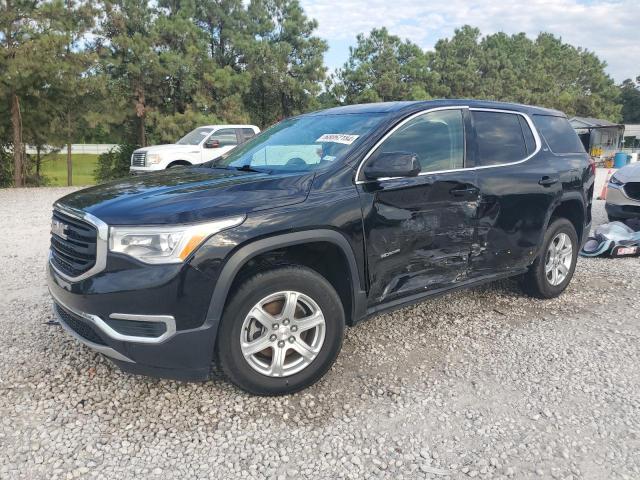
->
[205, 230, 367, 332]
[542, 193, 587, 251]
[166, 160, 192, 168]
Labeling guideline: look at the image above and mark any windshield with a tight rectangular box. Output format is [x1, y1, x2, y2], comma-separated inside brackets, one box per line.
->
[212, 113, 384, 172]
[176, 127, 214, 145]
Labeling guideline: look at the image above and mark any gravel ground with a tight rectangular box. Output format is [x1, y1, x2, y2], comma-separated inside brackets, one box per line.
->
[0, 186, 639, 480]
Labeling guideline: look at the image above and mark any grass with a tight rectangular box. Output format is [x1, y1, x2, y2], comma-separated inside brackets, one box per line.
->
[39, 153, 99, 186]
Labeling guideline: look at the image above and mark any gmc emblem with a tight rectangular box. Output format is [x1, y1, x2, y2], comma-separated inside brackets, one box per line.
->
[51, 219, 69, 240]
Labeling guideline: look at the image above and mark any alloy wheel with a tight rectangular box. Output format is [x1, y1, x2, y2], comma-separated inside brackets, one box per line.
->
[239, 291, 326, 377]
[545, 232, 573, 286]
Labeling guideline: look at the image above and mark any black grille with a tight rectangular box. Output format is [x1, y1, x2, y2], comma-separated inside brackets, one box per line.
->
[131, 151, 146, 166]
[50, 210, 97, 277]
[624, 182, 640, 201]
[54, 303, 106, 345]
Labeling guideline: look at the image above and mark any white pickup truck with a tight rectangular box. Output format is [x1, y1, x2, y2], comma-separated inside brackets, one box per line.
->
[130, 124, 260, 173]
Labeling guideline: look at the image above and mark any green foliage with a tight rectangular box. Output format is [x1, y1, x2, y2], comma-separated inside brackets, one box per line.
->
[335, 27, 438, 104]
[0, 1, 632, 188]
[243, 0, 327, 126]
[0, 147, 12, 188]
[332, 25, 622, 121]
[620, 76, 640, 123]
[94, 145, 138, 183]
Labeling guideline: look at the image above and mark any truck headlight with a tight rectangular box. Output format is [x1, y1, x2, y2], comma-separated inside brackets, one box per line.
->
[147, 153, 162, 165]
[109, 216, 245, 264]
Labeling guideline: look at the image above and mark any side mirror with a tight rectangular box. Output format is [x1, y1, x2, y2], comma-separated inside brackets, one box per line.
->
[204, 139, 220, 149]
[363, 151, 421, 180]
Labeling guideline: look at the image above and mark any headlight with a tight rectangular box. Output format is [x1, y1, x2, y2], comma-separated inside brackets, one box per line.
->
[109, 216, 245, 264]
[147, 153, 162, 165]
[609, 174, 624, 186]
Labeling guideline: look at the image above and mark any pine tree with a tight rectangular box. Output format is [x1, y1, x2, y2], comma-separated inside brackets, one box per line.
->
[243, 0, 327, 127]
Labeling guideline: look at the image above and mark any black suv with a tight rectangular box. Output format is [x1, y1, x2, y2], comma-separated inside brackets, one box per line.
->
[48, 100, 594, 395]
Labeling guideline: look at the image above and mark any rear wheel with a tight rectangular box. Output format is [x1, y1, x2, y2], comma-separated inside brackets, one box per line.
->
[521, 218, 578, 299]
[217, 266, 345, 395]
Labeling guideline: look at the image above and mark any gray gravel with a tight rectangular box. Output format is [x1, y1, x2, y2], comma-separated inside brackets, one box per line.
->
[0, 186, 639, 480]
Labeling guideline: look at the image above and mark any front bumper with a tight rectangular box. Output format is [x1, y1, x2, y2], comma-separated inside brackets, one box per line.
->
[605, 184, 640, 219]
[48, 259, 218, 381]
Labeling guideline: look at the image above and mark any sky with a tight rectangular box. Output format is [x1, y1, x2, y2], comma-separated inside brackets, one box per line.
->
[300, 0, 639, 83]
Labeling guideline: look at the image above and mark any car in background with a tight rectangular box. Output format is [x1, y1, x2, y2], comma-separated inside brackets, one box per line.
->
[606, 163, 640, 222]
[130, 125, 260, 173]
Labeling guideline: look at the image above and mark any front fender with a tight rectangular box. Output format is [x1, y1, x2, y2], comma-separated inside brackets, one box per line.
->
[203, 229, 367, 333]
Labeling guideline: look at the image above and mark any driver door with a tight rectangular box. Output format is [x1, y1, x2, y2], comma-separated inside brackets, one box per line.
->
[202, 128, 239, 162]
[357, 108, 480, 305]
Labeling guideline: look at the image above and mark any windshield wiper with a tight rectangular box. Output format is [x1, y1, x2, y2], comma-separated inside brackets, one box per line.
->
[232, 164, 267, 173]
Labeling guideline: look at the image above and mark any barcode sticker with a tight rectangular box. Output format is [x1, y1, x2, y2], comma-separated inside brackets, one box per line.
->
[316, 134, 359, 145]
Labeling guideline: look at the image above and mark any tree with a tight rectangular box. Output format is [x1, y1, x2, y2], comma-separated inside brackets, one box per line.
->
[96, 0, 163, 146]
[148, 0, 250, 143]
[620, 77, 640, 123]
[45, 0, 97, 186]
[0, 0, 57, 186]
[335, 27, 439, 104]
[243, 0, 327, 127]
[426, 27, 621, 120]
[427, 26, 484, 99]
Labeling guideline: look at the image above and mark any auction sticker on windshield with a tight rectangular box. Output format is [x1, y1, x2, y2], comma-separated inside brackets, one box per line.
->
[316, 134, 359, 145]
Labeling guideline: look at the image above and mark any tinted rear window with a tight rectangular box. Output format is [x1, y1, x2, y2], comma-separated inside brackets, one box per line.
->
[472, 111, 528, 166]
[533, 115, 585, 154]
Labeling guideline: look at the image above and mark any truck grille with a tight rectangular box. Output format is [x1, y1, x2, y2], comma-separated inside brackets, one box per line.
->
[623, 182, 640, 201]
[131, 151, 147, 167]
[50, 210, 98, 278]
[54, 303, 106, 346]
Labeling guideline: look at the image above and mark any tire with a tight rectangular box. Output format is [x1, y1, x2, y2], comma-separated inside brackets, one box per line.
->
[521, 218, 579, 299]
[217, 266, 345, 395]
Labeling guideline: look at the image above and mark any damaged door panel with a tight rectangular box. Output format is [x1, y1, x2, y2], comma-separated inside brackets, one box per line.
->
[356, 107, 479, 305]
[359, 172, 479, 304]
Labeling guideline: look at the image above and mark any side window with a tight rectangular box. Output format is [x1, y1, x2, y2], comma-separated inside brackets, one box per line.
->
[238, 128, 257, 145]
[472, 111, 528, 165]
[372, 109, 465, 173]
[241, 128, 256, 139]
[208, 128, 238, 147]
[518, 116, 537, 155]
[533, 115, 585, 154]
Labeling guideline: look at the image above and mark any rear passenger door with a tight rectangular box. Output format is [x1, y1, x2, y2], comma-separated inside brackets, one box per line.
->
[470, 109, 558, 276]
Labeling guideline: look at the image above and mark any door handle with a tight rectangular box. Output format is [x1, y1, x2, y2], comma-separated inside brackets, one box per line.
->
[538, 176, 558, 186]
[450, 186, 479, 197]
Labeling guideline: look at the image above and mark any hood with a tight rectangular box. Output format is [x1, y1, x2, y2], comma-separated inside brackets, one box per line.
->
[135, 144, 197, 154]
[57, 167, 314, 225]
[614, 162, 640, 183]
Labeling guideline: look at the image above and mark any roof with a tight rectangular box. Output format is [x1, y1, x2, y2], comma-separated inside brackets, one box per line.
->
[310, 99, 565, 117]
[569, 117, 622, 129]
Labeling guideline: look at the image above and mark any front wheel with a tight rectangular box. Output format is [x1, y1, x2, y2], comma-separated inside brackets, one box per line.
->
[217, 266, 345, 395]
[521, 218, 578, 299]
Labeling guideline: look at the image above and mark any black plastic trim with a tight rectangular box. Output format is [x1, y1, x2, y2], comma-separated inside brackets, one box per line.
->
[204, 229, 366, 329]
